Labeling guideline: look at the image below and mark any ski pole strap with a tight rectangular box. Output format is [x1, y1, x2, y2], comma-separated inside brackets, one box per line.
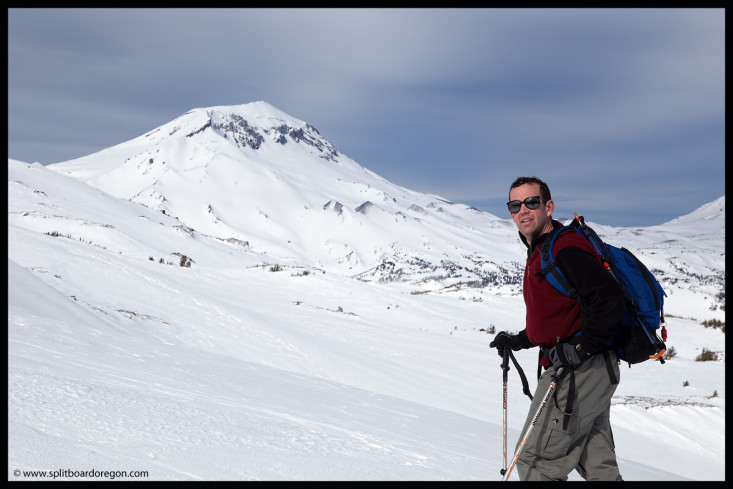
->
[603, 349, 619, 385]
[561, 369, 575, 431]
[507, 350, 533, 401]
[537, 349, 544, 382]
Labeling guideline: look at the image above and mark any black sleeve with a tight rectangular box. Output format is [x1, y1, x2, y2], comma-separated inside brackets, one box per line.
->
[516, 329, 535, 349]
[555, 246, 627, 355]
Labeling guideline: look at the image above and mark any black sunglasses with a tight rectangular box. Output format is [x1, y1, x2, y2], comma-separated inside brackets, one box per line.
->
[506, 196, 545, 214]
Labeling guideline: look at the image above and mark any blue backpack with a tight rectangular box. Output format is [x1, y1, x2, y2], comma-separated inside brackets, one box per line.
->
[539, 214, 668, 365]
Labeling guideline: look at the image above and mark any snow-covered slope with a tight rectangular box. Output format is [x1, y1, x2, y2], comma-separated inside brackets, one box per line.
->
[8, 157, 725, 480]
[8, 102, 725, 480]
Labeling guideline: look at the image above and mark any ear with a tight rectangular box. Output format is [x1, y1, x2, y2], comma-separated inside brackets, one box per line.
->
[545, 199, 554, 217]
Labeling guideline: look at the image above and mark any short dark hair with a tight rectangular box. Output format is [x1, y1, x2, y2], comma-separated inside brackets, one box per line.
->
[509, 176, 552, 202]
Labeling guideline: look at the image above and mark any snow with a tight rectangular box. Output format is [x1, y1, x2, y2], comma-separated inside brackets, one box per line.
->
[7, 104, 725, 481]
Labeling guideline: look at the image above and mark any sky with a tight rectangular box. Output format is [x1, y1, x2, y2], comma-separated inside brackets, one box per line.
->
[8, 158, 726, 480]
[7, 8, 725, 227]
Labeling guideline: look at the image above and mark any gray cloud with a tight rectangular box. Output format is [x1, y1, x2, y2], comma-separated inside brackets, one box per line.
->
[8, 8, 724, 226]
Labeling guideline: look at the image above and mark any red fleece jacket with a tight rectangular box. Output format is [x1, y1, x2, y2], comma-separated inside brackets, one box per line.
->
[516, 220, 626, 369]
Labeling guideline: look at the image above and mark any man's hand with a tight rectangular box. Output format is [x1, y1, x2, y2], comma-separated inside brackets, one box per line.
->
[490, 331, 526, 358]
[547, 343, 590, 372]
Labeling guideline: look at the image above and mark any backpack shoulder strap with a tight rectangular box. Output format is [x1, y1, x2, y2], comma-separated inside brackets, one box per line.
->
[537, 223, 585, 299]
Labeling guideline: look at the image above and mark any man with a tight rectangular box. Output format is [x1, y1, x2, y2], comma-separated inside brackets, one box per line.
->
[491, 176, 626, 481]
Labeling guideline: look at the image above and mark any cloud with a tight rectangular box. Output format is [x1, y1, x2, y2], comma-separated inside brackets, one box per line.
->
[8, 8, 724, 226]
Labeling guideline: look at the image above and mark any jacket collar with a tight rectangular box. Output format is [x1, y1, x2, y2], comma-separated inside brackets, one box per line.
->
[519, 219, 563, 256]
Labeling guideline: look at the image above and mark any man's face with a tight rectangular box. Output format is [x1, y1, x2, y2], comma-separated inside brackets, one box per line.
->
[509, 183, 554, 242]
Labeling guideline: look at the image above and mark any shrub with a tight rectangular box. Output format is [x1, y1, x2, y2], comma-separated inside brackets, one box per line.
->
[701, 318, 725, 333]
[45, 231, 71, 238]
[695, 348, 719, 362]
[663, 346, 677, 360]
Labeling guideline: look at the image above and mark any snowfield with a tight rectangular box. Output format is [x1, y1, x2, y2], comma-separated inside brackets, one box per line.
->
[7, 104, 725, 480]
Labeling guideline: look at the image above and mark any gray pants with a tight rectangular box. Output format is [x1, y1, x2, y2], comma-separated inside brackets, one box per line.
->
[516, 350, 622, 481]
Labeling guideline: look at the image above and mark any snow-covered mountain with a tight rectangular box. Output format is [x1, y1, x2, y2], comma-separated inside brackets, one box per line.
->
[44, 102, 525, 290]
[8, 102, 726, 480]
[43, 101, 724, 318]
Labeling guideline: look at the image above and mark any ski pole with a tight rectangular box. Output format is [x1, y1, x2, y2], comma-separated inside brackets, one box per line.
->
[502, 367, 563, 481]
[500, 349, 510, 476]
